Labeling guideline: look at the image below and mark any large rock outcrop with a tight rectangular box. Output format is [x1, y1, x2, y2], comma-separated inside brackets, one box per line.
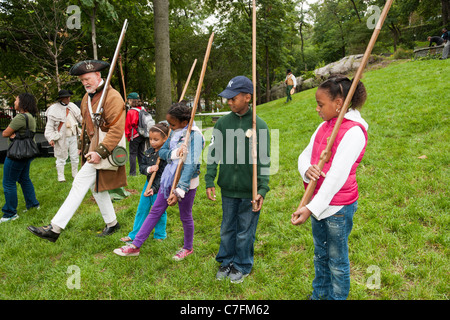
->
[270, 54, 373, 101]
[314, 54, 364, 78]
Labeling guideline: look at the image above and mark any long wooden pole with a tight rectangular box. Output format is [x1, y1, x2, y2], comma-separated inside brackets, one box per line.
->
[95, 19, 128, 124]
[179, 59, 197, 103]
[292, 0, 394, 224]
[251, 0, 258, 211]
[144, 158, 161, 195]
[145, 59, 197, 195]
[86, 19, 128, 160]
[170, 34, 214, 196]
[119, 55, 127, 99]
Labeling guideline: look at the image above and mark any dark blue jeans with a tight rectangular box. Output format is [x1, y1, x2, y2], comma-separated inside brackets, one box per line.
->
[128, 135, 146, 175]
[2, 157, 39, 218]
[310, 201, 357, 300]
[216, 196, 260, 275]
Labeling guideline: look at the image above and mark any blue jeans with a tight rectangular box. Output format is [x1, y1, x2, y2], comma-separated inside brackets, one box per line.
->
[127, 180, 167, 240]
[310, 202, 357, 300]
[2, 157, 39, 218]
[216, 196, 260, 275]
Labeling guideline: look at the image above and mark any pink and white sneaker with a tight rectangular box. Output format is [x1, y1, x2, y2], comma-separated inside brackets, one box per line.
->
[113, 244, 140, 256]
[172, 248, 193, 261]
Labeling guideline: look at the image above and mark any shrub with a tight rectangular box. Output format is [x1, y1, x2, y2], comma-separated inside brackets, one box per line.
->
[392, 48, 413, 60]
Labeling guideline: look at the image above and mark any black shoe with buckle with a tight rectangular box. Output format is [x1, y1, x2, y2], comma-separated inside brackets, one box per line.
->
[27, 224, 60, 242]
[97, 222, 120, 237]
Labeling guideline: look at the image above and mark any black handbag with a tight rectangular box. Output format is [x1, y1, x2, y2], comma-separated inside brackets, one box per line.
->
[6, 113, 40, 160]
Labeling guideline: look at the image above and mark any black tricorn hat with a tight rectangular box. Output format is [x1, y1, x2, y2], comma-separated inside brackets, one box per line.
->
[69, 60, 110, 76]
[57, 89, 73, 98]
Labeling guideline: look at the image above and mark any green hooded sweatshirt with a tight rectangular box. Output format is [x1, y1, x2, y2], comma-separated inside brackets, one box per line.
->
[205, 108, 270, 199]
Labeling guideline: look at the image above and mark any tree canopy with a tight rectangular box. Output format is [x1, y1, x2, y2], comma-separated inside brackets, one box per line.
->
[0, 0, 447, 113]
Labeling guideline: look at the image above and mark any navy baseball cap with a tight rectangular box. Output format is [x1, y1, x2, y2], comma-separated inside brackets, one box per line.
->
[218, 76, 253, 99]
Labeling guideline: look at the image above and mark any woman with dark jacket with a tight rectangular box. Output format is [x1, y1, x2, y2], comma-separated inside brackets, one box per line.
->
[1, 93, 40, 223]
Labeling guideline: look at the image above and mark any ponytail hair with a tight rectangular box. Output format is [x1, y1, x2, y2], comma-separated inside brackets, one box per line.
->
[318, 75, 367, 110]
[167, 100, 191, 122]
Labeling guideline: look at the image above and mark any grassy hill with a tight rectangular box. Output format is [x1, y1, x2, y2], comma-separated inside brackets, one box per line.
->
[0, 58, 448, 301]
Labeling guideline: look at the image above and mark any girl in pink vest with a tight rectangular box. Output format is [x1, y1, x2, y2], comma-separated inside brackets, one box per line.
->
[292, 75, 368, 300]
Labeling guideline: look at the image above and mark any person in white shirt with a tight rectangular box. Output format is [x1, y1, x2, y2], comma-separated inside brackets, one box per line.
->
[44, 90, 82, 182]
[292, 75, 368, 300]
[284, 69, 297, 103]
[297, 108, 368, 221]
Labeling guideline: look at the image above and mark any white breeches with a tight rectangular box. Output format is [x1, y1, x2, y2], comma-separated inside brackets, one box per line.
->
[51, 163, 116, 229]
[55, 135, 79, 167]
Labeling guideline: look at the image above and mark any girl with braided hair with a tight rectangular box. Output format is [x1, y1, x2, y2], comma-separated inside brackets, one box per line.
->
[292, 75, 368, 300]
[114, 102, 204, 260]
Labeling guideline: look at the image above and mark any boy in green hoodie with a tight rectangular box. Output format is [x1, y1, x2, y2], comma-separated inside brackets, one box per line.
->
[205, 76, 270, 283]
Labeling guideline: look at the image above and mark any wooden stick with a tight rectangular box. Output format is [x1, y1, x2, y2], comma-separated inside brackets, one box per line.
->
[292, 0, 393, 224]
[251, 0, 258, 211]
[144, 59, 197, 195]
[179, 59, 197, 103]
[85, 19, 128, 159]
[170, 33, 214, 195]
[95, 19, 128, 123]
[119, 55, 127, 99]
[144, 158, 161, 195]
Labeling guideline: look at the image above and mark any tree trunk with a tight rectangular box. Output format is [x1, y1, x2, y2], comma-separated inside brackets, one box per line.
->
[51, 27, 61, 91]
[265, 45, 270, 103]
[299, 20, 305, 64]
[90, 4, 98, 60]
[55, 55, 61, 91]
[389, 22, 400, 52]
[174, 61, 183, 101]
[349, 0, 361, 23]
[443, 0, 449, 27]
[153, 0, 172, 122]
[256, 69, 262, 105]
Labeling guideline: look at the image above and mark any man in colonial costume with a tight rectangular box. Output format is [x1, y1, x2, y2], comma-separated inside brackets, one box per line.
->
[27, 60, 127, 242]
[44, 89, 82, 182]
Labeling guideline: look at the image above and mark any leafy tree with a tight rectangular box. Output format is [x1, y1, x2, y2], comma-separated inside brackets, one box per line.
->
[310, 0, 356, 63]
[203, 0, 298, 103]
[1, 0, 446, 112]
[77, 0, 119, 59]
[109, 0, 156, 102]
[0, 0, 84, 106]
[169, 0, 207, 102]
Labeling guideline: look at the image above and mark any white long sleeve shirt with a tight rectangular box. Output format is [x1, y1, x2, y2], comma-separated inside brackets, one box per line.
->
[298, 109, 368, 220]
[285, 73, 297, 87]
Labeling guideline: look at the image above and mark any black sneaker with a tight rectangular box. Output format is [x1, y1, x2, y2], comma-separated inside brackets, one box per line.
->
[216, 265, 231, 280]
[228, 265, 248, 284]
[27, 224, 60, 243]
[97, 223, 120, 237]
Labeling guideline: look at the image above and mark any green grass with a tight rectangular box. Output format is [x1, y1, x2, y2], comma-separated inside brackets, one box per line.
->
[0, 59, 448, 300]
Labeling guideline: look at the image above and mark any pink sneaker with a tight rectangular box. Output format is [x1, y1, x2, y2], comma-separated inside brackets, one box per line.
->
[172, 248, 193, 261]
[113, 244, 140, 256]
